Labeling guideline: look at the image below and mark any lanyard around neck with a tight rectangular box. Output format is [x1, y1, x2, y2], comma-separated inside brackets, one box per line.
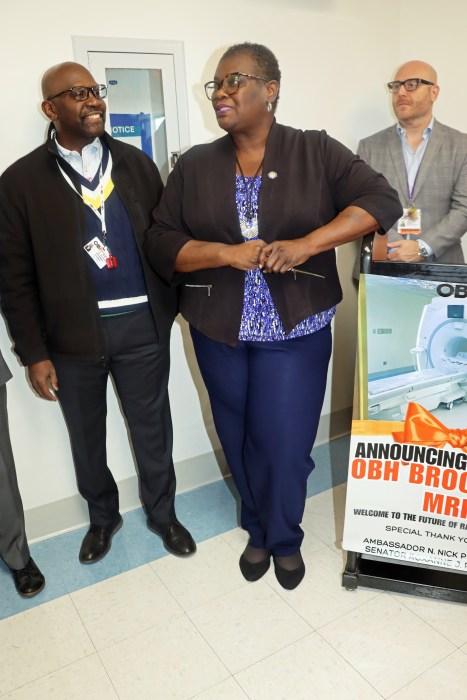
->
[56, 149, 112, 244]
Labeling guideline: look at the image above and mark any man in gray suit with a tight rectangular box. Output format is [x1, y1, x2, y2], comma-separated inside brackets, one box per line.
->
[0, 348, 45, 596]
[357, 60, 467, 264]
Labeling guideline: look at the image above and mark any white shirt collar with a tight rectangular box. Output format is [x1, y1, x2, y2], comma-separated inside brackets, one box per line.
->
[54, 134, 102, 180]
[397, 116, 434, 139]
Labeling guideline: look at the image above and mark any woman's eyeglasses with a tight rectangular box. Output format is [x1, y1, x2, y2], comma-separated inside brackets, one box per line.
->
[204, 72, 268, 101]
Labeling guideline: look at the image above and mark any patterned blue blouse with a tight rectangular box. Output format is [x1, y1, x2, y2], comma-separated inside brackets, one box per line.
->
[236, 174, 336, 342]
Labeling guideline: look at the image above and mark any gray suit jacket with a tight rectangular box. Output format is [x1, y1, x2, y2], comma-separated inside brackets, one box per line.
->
[357, 119, 467, 263]
[0, 346, 29, 569]
[0, 348, 12, 387]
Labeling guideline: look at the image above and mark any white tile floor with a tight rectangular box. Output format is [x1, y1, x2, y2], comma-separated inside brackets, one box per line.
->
[2, 483, 467, 699]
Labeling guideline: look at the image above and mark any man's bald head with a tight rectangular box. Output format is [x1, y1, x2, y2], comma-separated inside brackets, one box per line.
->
[41, 62, 96, 100]
[391, 60, 439, 128]
[394, 60, 438, 86]
[41, 62, 106, 153]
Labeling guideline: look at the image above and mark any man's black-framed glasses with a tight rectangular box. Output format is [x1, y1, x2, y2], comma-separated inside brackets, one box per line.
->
[387, 78, 434, 93]
[204, 72, 268, 100]
[47, 85, 108, 102]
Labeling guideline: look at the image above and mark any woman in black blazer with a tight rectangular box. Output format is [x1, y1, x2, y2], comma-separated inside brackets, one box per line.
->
[145, 42, 401, 589]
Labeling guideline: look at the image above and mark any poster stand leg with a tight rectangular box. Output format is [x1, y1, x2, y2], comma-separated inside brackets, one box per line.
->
[342, 551, 358, 590]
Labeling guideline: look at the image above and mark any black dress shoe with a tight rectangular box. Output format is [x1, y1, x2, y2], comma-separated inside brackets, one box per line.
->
[147, 519, 196, 556]
[10, 557, 45, 597]
[79, 515, 123, 564]
[239, 552, 271, 582]
[273, 553, 306, 590]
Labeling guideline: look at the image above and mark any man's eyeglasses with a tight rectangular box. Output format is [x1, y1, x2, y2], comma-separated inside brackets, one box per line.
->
[204, 72, 268, 101]
[47, 85, 108, 102]
[387, 78, 434, 93]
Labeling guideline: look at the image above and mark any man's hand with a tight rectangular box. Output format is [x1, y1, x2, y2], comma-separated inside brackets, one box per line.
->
[28, 360, 58, 401]
[387, 239, 422, 262]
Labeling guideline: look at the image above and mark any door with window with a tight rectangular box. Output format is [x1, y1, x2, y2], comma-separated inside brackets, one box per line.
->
[73, 38, 190, 183]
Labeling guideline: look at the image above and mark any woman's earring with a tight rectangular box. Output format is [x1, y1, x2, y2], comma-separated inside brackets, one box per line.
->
[266, 101, 272, 113]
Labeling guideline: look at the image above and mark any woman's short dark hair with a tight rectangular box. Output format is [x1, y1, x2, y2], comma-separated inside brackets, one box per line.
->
[220, 42, 281, 110]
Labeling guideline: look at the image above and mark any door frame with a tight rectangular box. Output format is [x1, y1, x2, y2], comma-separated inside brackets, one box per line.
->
[72, 36, 191, 153]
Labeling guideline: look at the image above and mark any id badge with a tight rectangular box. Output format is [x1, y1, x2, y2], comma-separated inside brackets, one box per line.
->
[397, 206, 422, 238]
[84, 237, 109, 269]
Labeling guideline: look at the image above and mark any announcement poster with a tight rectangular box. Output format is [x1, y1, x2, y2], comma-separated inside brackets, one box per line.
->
[343, 273, 467, 571]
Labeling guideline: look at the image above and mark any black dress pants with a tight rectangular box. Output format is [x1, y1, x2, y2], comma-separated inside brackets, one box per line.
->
[53, 307, 176, 527]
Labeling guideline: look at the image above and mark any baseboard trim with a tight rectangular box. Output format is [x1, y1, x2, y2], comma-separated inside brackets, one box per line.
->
[26, 408, 351, 543]
[315, 406, 352, 445]
[26, 448, 229, 542]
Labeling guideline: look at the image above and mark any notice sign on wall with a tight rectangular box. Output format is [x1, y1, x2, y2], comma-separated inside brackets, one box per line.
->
[109, 113, 153, 159]
[343, 273, 467, 571]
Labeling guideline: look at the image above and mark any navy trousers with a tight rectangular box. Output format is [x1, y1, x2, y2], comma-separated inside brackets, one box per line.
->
[190, 324, 332, 555]
[53, 307, 176, 527]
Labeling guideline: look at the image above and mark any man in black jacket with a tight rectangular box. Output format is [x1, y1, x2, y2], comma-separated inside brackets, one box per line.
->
[0, 62, 196, 563]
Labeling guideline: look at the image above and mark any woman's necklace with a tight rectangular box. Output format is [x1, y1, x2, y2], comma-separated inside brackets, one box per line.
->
[236, 157, 264, 221]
